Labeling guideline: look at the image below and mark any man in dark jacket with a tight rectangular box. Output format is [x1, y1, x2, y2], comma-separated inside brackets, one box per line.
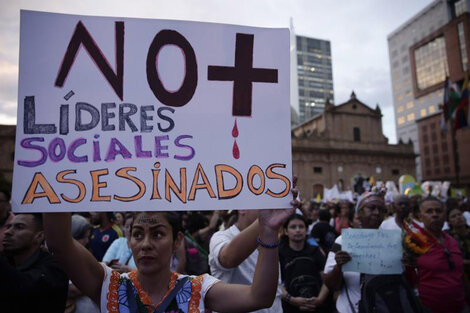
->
[0, 213, 68, 313]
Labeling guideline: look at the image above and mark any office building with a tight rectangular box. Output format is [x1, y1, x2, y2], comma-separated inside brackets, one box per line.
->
[296, 35, 334, 123]
[387, 0, 470, 180]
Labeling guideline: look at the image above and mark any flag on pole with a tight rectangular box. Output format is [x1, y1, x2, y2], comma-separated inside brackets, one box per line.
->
[454, 73, 469, 130]
[441, 76, 462, 132]
[441, 77, 450, 133]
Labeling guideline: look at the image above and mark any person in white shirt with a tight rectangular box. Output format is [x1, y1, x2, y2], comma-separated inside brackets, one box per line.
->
[102, 213, 136, 272]
[380, 194, 410, 231]
[209, 210, 284, 313]
[324, 189, 386, 313]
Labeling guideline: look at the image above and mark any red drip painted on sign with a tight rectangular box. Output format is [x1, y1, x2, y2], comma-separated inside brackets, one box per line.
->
[232, 119, 239, 138]
[232, 140, 240, 159]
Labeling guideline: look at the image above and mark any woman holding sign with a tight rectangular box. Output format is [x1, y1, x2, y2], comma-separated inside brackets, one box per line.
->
[43, 203, 295, 313]
[323, 188, 386, 313]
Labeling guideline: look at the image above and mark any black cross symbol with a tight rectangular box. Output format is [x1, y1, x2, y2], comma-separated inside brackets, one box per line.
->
[207, 33, 278, 116]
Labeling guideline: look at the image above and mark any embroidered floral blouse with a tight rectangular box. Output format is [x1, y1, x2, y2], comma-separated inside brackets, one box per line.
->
[100, 264, 219, 313]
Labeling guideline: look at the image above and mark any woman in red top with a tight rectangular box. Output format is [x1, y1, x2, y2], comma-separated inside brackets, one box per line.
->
[334, 200, 353, 235]
[417, 196, 468, 313]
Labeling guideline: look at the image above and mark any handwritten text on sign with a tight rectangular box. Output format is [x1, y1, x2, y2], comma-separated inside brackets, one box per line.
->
[12, 11, 291, 212]
[342, 229, 403, 275]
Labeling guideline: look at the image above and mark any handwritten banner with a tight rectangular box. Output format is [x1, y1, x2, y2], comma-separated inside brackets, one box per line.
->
[12, 11, 291, 212]
[342, 229, 403, 275]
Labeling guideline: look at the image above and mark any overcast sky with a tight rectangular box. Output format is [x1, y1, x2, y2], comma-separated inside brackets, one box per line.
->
[0, 0, 433, 143]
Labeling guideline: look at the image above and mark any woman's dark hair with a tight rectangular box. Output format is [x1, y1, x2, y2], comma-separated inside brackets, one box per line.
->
[335, 200, 354, 225]
[163, 212, 182, 239]
[132, 211, 182, 240]
[114, 212, 125, 220]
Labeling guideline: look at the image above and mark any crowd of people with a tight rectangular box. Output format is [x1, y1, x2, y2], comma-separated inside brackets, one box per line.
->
[0, 184, 469, 313]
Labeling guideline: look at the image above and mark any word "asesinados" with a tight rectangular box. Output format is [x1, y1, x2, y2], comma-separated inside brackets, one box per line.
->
[22, 162, 291, 205]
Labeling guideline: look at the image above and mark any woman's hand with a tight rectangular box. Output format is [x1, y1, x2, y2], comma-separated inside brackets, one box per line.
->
[258, 176, 299, 232]
[334, 250, 352, 267]
[258, 206, 295, 232]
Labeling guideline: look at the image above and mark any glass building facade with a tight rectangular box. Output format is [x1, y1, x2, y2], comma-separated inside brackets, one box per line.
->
[414, 36, 449, 90]
[296, 36, 334, 123]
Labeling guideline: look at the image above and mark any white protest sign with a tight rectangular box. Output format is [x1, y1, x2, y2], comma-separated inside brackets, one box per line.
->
[339, 191, 353, 202]
[12, 11, 292, 212]
[342, 229, 403, 275]
[323, 184, 340, 202]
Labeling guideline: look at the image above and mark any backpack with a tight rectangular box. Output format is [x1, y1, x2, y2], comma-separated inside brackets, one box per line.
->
[358, 274, 423, 313]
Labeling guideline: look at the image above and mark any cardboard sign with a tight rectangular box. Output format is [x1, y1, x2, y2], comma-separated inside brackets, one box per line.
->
[342, 229, 403, 275]
[12, 11, 291, 212]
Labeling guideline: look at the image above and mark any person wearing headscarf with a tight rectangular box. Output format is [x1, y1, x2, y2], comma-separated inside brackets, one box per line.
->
[323, 188, 386, 313]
